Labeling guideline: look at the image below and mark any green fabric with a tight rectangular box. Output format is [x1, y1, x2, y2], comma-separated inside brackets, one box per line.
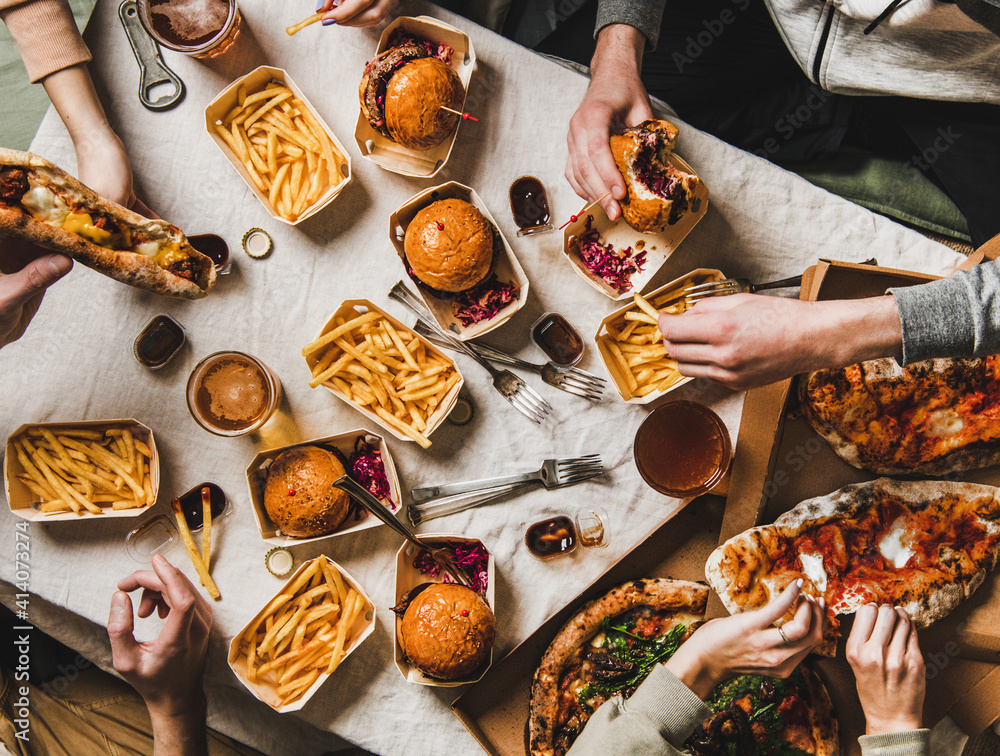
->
[786, 148, 973, 243]
[0, 0, 96, 150]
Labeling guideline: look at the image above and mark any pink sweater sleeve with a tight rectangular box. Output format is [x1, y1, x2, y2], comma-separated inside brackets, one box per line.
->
[0, 0, 91, 83]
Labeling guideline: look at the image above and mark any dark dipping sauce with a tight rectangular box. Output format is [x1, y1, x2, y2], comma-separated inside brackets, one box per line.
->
[532, 313, 584, 366]
[134, 315, 184, 368]
[189, 234, 229, 270]
[525, 515, 577, 559]
[634, 401, 731, 497]
[177, 482, 227, 530]
[509, 176, 551, 231]
[149, 0, 229, 47]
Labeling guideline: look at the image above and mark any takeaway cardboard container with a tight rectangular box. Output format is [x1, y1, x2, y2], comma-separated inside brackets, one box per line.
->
[595, 268, 725, 403]
[562, 154, 709, 301]
[304, 300, 464, 441]
[245, 429, 401, 547]
[354, 16, 476, 178]
[228, 555, 376, 712]
[452, 496, 1000, 756]
[205, 66, 352, 225]
[394, 534, 496, 687]
[389, 183, 530, 340]
[4, 419, 159, 521]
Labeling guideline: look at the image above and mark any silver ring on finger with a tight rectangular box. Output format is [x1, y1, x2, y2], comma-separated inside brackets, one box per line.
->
[777, 625, 791, 645]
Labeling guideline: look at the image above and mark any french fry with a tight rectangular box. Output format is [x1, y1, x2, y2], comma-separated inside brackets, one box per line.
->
[201, 486, 212, 573]
[171, 498, 220, 600]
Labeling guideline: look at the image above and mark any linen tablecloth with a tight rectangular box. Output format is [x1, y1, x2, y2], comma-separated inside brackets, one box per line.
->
[0, 1, 970, 753]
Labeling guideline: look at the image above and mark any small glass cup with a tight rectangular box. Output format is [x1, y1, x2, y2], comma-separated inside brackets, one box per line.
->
[186, 351, 281, 436]
[137, 0, 242, 59]
[509, 176, 553, 236]
[524, 511, 609, 560]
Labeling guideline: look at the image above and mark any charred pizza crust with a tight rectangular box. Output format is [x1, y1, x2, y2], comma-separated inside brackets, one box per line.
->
[800, 356, 1000, 476]
[0, 148, 215, 299]
[528, 578, 707, 756]
[706, 478, 1000, 650]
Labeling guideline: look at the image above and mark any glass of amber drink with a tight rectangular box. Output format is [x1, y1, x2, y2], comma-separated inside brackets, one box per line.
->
[137, 0, 242, 58]
[186, 351, 281, 436]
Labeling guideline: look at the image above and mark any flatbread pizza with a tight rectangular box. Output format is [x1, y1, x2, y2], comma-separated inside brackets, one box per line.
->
[0, 148, 215, 298]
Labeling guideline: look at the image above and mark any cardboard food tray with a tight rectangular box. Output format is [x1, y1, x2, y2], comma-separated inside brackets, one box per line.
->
[595, 268, 725, 403]
[205, 65, 352, 226]
[453, 496, 1000, 756]
[4, 419, 159, 521]
[394, 534, 496, 686]
[245, 429, 401, 546]
[562, 154, 709, 301]
[228, 555, 376, 712]
[304, 299, 464, 440]
[354, 16, 476, 178]
[389, 183, 530, 340]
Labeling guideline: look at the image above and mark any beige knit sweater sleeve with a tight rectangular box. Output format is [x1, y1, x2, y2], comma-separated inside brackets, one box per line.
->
[0, 0, 91, 83]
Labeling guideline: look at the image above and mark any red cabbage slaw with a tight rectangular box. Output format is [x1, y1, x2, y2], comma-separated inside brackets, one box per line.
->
[349, 435, 396, 511]
[413, 540, 489, 595]
[387, 30, 454, 65]
[576, 215, 647, 293]
[452, 274, 520, 326]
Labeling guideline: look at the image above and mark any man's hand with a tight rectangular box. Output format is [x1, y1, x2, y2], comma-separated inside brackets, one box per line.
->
[665, 580, 826, 699]
[846, 605, 925, 736]
[109, 555, 212, 754]
[316, 0, 397, 27]
[566, 24, 653, 221]
[659, 293, 905, 391]
[0, 239, 72, 348]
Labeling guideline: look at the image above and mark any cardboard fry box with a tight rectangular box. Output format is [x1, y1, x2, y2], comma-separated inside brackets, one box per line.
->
[451, 498, 1000, 756]
[354, 16, 476, 178]
[389, 183, 530, 340]
[245, 429, 401, 546]
[562, 154, 709, 301]
[595, 268, 725, 403]
[393, 534, 496, 687]
[304, 299, 464, 442]
[228, 555, 376, 712]
[205, 66, 352, 226]
[4, 419, 158, 521]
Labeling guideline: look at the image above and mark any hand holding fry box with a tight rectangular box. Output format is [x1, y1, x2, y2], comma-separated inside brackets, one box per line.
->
[596, 269, 726, 402]
[4, 421, 158, 520]
[303, 300, 463, 447]
[229, 556, 375, 711]
[206, 66, 351, 225]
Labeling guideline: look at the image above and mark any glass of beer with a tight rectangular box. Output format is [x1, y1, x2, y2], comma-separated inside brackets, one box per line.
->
[137, 0, 242, 58]
[186, 351, 281, 436]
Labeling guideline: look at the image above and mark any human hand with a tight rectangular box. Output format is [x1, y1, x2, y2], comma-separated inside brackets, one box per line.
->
[108, 554, 213, 720]
[73, 125, 155, 218]
[566, 24, 652, 222]
[665, 580, 826, 699]
[846, 605, 925, 736]
[316, 0, 397, 27]
[0, 238, 72, 349]
[658, 293, 904, 391]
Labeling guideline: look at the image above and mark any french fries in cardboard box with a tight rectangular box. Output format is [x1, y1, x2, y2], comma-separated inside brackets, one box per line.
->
[596, 269, 725, 403]
[354, 16, 476, 178]
[5, 419, 158, 521]
[389, 182, 529, 340]
[228, 556, 375, 712]
[205, 66, 351, 225]
[245, 429, 401, 546]
[563, 155, 709, 301]
[394, 534, 496, 687]
[303, 299, 464, 446]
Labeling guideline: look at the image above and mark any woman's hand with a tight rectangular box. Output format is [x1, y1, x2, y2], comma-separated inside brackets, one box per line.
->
[316, 0, 397, 27]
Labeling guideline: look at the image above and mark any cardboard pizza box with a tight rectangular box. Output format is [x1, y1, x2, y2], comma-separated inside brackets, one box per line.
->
[451, 497, 1000, 755]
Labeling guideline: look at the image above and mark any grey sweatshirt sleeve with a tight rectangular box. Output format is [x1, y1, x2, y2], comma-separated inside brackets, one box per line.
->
[858, 729, 931, 756]
[596, 0, 666, 50]
[888, 260, 1000, 365]
[566, 665, 711, 756]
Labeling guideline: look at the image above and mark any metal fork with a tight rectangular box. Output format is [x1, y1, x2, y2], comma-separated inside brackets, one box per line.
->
[388, 282, 553, 424]
[682, 274, 804, 304]
[413, 321, 605, 402]
[410, 455, 603, 503]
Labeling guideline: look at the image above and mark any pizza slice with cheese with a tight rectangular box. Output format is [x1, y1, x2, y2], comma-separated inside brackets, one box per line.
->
[706, 478, 1000, 655]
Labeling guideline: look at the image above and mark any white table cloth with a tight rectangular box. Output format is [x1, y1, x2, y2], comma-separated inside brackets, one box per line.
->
[0, 1, 970, 754]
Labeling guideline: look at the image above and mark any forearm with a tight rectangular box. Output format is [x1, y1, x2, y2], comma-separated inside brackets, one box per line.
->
[591, 23, 646, 79]
[596, 0, 665, 50]
[858, 729, 930, 756]
[41, 63, 116, 147]
[812, 296, 904, 369]
[149, 697, 210, 756]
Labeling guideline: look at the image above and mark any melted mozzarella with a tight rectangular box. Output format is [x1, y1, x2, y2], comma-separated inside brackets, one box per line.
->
[926, 409, 964, 438]
[879, 517, 915, 568]
[21, 184, 68, 225]
[136, 241, 159, 257]
[799, 552, 828, 593]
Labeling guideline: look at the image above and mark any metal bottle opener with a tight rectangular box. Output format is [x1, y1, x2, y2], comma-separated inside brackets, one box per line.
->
[118, 0, 185, 111]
